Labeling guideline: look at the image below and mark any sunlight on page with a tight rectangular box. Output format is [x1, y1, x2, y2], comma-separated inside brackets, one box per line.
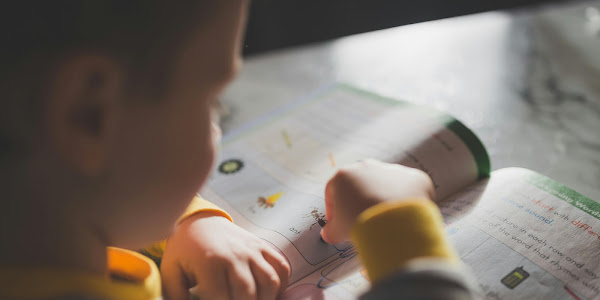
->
[202, 84, 488, 297]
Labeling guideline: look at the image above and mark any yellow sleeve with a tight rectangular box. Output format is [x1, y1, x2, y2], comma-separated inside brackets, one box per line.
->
[177, 195, 233, 224]
[351, 199, 458, 284]
[141, 196, 233, 263]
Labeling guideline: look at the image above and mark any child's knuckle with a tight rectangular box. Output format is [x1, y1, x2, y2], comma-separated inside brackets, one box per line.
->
[238, 279, 255, 296]
[265, 274, 281, 289]
[332, 168, 353, 183]
[280, 260, 291, 275]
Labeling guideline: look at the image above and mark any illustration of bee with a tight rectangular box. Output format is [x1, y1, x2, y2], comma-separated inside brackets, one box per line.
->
[305, 207, 327, 230]
[257, 196, 274, 208]
[256, 192, 283, 209]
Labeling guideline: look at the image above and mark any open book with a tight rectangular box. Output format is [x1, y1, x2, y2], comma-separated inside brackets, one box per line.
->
[202, 84, 600, 300]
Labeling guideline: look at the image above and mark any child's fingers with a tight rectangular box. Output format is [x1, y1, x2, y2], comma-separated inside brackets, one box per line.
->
[261, 247, 291, 294]
[250, 256, 282, 300]
[322, 179, 343, 244]
[324, 180, 336, 222]
[160, 261, 192, 300]
[320, 217, 348, 245]
[195, 266, 231, 300]
[227, 262, 257, 300]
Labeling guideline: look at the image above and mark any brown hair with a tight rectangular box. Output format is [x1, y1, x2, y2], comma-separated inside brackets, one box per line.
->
[0, 1, 207, 161]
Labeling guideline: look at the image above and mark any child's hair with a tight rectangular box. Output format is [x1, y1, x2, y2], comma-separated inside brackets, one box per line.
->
[0, 1, 207, 163]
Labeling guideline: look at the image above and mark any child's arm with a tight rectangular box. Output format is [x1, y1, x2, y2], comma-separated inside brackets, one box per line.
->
[159, 197, 290, 300]
[321, 159, 477, 299]
[140, 196, 232, 265]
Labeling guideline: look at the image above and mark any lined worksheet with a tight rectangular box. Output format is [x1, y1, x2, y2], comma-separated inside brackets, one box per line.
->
[440, 168, 599, 300]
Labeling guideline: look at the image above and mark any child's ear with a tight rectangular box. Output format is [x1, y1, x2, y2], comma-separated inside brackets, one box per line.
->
[46, 54, 123, 175]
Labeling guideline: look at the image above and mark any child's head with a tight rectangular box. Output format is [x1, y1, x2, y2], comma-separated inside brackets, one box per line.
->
[1, 1, 247, 250]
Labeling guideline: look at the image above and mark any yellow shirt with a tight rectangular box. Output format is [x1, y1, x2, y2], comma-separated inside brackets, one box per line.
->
[0, 248, 160, 300]
[0, 196, 232, 300]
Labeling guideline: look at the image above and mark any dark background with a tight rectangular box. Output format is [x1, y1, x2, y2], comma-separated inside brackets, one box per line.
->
[243, 0, 565, 55]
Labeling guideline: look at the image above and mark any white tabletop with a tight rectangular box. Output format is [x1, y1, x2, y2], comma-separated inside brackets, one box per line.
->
[221, 1, 600, 200]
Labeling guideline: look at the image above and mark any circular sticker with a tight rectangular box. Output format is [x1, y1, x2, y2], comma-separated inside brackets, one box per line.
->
[218, 159, 244, 174]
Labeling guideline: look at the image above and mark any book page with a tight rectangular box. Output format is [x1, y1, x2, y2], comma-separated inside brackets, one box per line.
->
[202, 84, 490, 283]
[440, 168, 600, 300]
[279, 168, 600, 300]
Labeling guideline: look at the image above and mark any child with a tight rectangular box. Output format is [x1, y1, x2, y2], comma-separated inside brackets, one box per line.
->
[0, 1, 476, 300]
[0, 1, 290, 299]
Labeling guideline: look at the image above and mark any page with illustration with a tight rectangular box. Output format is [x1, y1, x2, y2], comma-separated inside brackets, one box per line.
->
[279, 168, 600, 300]
[201, 84, 490, 283]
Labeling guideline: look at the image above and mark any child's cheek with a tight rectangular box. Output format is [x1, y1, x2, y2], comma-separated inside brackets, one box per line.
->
[187, 120, 218, 189]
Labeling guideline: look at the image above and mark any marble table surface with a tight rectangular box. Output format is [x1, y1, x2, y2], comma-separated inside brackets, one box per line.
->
[220, 0, 600, 200]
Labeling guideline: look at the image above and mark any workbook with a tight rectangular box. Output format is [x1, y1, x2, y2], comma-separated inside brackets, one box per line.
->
[201, 84, 600, 300]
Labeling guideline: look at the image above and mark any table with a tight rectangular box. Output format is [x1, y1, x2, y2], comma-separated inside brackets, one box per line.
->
[221, 0, 600, 200]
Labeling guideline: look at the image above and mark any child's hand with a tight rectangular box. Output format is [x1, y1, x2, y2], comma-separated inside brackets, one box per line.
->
[161, 213, 291, 300]
[321, 159, 435, 244]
